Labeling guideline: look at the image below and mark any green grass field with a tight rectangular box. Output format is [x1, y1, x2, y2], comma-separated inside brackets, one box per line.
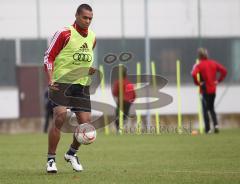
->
[0, 129, 240, 184]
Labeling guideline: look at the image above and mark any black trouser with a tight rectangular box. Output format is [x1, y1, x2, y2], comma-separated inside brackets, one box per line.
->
[115, 101, 132, 131]
[201, 93, 218, 133]
[44, 107, 53, 133]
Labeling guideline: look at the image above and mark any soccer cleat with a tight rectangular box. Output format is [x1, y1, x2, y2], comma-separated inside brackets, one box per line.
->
[46, 159, 57, 173]
[214, 127, 219, 133]
[206, 130, 212, 134]
[64, 153, 83, 172]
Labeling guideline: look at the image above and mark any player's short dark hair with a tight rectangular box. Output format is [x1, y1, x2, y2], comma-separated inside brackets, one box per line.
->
[76, 4, 92, 15]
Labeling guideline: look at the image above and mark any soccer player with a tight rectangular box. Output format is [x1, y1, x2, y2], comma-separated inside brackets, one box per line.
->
[43, 4, 96, 173]
[191, 48, 227, 134]
[112, 67, 136, 133]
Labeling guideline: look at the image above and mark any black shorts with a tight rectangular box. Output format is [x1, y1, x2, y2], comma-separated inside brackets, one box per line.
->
[49, 83, 91, 112]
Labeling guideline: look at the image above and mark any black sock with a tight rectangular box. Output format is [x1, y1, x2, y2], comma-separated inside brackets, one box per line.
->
[47, 154, 56, 162]
[67, 146, 78, 156]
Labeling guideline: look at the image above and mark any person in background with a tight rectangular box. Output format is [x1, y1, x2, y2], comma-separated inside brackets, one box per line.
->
[112, 67, 136, 133]
[191, 48, 227, 134]
[43, 89, 54, 133]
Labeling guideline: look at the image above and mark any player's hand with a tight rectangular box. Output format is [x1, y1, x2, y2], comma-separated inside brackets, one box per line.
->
[48, 82, 59, 91]
[199, 82, 204, 86]
[215, 80, 219, 85]
[88, 67, 96, 75]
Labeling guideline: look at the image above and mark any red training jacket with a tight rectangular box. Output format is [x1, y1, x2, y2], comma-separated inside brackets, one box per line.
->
[112, 79, 136, 103]
[191, 59, 227, 94]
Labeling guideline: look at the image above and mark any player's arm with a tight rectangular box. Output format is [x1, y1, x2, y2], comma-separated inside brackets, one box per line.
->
[216, 62, 227, 83]
[191, 64, 201, 86]
[128, 83, 136, 103]
[44, 29, 70, 88]
[44, 64, 54, 86]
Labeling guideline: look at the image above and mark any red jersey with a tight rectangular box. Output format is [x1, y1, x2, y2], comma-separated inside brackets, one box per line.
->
[191, 59, 227, 94]
[112, 79, 136, 103]
[44, 22, 96, 72]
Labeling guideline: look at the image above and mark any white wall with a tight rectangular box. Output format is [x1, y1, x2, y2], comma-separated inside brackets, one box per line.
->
[0, 88, 19, 118]
[201, 0, 240, 37]
[0, 0, 240, 38]
[91, 85, 240, 115]
[0, 85, 239, 119]
[158, 85, 240, 114]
